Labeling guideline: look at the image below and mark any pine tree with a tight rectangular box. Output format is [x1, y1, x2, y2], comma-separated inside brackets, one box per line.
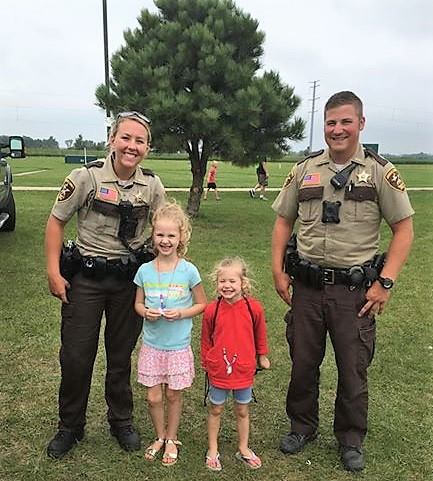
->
[96, 0, 305, 216]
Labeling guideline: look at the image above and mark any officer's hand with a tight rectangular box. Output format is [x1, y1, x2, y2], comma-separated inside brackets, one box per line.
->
[273, 271, 293, 305]
[48, 273, 70, 304]
[358, 281, 391, 317]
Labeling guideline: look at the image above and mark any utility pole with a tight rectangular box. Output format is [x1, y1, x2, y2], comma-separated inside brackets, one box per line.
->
[102, 0, 111, 138]
[308, 80, 320, 153]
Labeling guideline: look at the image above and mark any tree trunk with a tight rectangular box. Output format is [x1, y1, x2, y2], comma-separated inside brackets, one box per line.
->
[186, 139, 209, 218]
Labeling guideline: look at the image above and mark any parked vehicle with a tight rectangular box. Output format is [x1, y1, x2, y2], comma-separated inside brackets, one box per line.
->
[0, 136, 25, 231]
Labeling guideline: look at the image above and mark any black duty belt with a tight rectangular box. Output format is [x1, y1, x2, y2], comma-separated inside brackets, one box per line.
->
[283, 233, 386, 290]
[60, 241, 155, 282]
[293, 259, 373, 290]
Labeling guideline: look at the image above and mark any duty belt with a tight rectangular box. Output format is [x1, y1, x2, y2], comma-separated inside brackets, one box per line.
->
[60, 241, 155, 282]
[290, 258, 382, 290]
[283, 233, 386, 290]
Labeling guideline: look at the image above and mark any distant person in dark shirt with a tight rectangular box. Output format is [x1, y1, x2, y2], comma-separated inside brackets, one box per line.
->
[249, 158, 268, 200]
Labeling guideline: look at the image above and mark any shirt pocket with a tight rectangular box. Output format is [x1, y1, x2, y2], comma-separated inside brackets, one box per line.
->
[344, 186, 379, 222]
[297, 186, 324, 223]
[91, 199, 120, 235]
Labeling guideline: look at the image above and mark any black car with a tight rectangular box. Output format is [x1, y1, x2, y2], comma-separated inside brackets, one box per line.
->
[0, 136, 25, 231]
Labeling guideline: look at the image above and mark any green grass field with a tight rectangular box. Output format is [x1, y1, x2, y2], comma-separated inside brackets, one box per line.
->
[10, 156, 433, 189]
[1, 160, 432, 481]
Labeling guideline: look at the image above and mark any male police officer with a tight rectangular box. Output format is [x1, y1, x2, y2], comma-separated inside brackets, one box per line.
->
[45, 112, 166, 458]
[271, 91, 414, 471]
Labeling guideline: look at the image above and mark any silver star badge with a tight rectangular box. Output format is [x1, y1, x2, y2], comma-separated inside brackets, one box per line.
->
[134, 192, 144, 203]
[356, 170, 370, 183]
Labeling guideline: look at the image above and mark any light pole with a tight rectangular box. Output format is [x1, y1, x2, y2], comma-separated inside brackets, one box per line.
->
[102, 0, 111, 138]
[308, 80, 320, 153]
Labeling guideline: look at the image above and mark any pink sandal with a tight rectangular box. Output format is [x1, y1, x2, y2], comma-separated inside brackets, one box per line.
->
[205, 451, 222, 471]
[235, 449, 262, 469]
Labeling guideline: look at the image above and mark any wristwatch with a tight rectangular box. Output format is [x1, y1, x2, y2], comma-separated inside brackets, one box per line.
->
[378, 276, 394, 289]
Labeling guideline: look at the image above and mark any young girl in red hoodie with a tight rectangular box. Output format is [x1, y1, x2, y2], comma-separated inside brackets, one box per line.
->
[201, 257, 270, 471]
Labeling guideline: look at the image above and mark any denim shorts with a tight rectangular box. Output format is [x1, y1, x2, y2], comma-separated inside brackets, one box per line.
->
[208, 384, 253, 405]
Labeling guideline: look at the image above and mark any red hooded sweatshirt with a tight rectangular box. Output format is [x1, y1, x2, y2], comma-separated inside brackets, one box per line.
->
[201, 296, 269, 390]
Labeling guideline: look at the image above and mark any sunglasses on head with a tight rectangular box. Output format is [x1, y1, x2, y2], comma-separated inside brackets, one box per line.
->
[116, 111, 151, 125]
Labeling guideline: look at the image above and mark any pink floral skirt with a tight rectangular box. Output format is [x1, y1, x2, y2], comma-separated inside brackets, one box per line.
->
[137, 344, 195, 390]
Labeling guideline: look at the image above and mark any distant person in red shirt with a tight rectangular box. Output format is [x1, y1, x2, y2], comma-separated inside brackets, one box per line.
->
[203, 161, 221, 201]
[201, 257, 270, 471]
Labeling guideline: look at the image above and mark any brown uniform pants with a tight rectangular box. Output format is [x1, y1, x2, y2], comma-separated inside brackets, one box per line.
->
[58, 272, 143, 431]
[285, 280, 376, 447]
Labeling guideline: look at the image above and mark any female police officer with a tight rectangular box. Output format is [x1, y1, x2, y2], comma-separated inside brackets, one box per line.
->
[45, 112, 166, 458]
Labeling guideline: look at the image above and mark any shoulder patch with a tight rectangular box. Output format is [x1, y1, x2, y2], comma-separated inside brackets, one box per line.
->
[283, 166, 296, 188]
[84, 160, 104, 169]
[297, 149, 324, 165]
[57, 178, 76, 202]
[364, 148, 388, 166]
[385, 167, 406, 192]
[140, 167, 155, 177]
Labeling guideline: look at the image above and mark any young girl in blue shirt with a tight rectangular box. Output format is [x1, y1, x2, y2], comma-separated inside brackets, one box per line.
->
[134, 201, 206, 465]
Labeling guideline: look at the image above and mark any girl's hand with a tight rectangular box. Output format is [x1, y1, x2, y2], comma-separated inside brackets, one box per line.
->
[144, 307, 162, 322]
[258, 355, 271, 369]
[161, 309, 182, 321]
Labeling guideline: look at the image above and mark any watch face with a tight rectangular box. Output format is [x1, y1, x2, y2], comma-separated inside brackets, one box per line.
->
[379, 277, 393, 289]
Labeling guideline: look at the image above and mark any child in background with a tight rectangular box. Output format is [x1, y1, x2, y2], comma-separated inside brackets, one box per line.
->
[201, 257, 270, 471]
[203, 160, 221, 200]
[134, 202, 207, 466]
[249, 157, 269, 200]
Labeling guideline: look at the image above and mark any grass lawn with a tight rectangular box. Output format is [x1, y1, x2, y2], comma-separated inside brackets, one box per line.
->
[0, 170, 432, 480]
[10, 156, 433, 189]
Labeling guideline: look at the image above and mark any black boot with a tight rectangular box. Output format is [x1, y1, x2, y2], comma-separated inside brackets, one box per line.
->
[340, 445, 365, 472]
[280, 432, 317, 454]
[110, 425, 141, 451]
[47, 429, 84, 459]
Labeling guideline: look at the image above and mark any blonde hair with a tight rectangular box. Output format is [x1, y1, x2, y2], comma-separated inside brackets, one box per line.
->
[210, 256, 253, 296]
[109, 111, 152, 145]
[151, 201, 192, 257]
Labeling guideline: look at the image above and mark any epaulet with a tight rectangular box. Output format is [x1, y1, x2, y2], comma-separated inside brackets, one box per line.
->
[296, 149, 324, 165]
[84, 160, 104, 169]
[364, 147, 388, 166]
[140, 167, 155, 177]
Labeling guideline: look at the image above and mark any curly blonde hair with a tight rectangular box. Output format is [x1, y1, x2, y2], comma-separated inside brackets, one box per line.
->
[151, 201, 192, 257]
[210, 256, 253, 296]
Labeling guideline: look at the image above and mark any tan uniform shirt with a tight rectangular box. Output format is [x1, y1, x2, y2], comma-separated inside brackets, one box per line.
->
[272, 145, 414, 268]
[52, 155, 166, 258]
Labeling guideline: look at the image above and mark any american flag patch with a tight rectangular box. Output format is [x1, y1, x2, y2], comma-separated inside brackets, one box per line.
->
[97, 187, 118, 202]
[302, 173, 320, 186]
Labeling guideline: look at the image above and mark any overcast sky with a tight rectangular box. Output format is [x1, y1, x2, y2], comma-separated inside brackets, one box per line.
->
[1, 0, 432, 154]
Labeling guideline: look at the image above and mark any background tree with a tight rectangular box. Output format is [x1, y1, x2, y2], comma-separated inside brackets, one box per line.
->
[96, 0, 305, 216]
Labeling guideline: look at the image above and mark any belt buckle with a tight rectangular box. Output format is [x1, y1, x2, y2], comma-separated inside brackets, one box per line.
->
[322, 268, 335, 285]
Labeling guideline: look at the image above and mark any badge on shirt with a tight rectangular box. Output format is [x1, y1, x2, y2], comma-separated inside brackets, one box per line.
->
[356, 170, 371, 183]
[57, 178, 75, 202]
[385, 168, 406, 192]
[302, 173, 321, 186]
[95, 186, 119, 203]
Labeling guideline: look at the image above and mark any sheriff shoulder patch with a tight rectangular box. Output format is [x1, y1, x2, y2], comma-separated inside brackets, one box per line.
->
[283, 168, 296, 188]
[57, 178, 76, 201]
[385, 168, 406, 192]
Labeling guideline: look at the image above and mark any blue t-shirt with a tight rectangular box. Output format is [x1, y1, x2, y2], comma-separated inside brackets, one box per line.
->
[134, 258, 202, 350]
